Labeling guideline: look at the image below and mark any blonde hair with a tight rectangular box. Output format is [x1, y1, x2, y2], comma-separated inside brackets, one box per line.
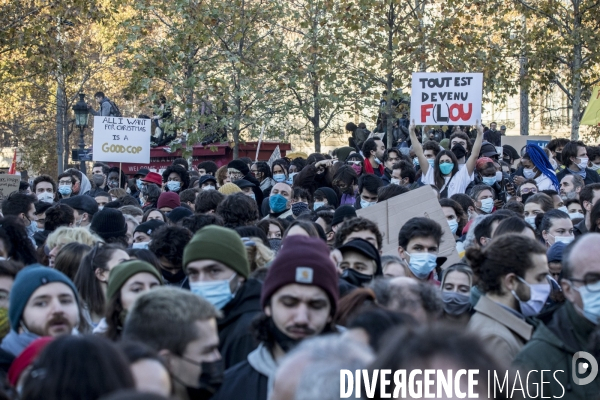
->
[215, 165, 229, 187]
[108, 188, 127, 199]
[246, 237, 274, 272]
[46, 226, 103, 250]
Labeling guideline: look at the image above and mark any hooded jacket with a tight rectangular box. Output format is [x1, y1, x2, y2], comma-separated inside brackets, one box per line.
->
[513, 301, 600, 399]
[218, 278, 262, 369]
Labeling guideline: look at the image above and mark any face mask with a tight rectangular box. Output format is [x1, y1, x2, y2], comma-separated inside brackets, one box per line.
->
[107, 180, 119, 189]
[569, 212, 584, 220]
[360, 198, 377, 209]
[495, 171, 503, 182]
[98, 206, 104, 211]
[136, 179, 143, 190]
[591, 163, 600, 171]
[374, 157, 382, 165]
[577, 157, 589, 170]
[390, 178, 401, 185]
[406, 251, 437, 280]
[341, 268, 374, 287]
[525, 216, 536, 228]
[167, 181, 181, 192]
[291, 202, 309, 217]
[479, 197, 494, 214]
[203, 185, 215, 191]
[549, 234, 574, 245]
[132, 242, 149, 249]
[174, 358, 224, 400]
[439, 163, 454, 175]
[573, 281, 600, 324]
[451, 144, 466, 160]
[313, 201, 325, 210]
[190, 274, 236, 310]
[286, 173, 298, 185]
[36, 192, 54, 204]
[26, 218, 40, 236]
[512, 276, 551, 317]
[162, 268, 186, 284]
[248, 193, 256, 201]
[442, 292, 471, 316]
[273, 174, 286, 183]
[269, 194, 288, 213]
[75, 216, 84, 228]
[427, 159, 435, 168]
[482, 176, 496, 186]
[58, 185, 72, 196]
[413, 157, 419, 167]
[351, 164, 362, 175]
[92, 174, 105, 187]
[270, 318, 302, 352]
[126, 187, 131, 194]
[550, 159, 558, 170]
[523, 168, 536, 179]
[555, 151, 562, 163]
[558, 206, 568, 213]
[447, 219, 458, 235]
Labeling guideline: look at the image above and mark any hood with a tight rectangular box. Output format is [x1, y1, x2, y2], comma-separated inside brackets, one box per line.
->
[247, 343, 278, 398]
[219, 278, 262, 328]
[316, 187, 338, 208]
[78, 173, 92, 195]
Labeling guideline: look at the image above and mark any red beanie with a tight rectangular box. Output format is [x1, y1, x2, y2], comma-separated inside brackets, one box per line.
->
[157, 192, 180, 210]
[8, 337, 53, 386]
[261, 235, 339, 316]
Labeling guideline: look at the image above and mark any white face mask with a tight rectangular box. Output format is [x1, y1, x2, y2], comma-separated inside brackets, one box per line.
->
[390, 178, 401, 185]
[37, 192, 54, 204]
[577, 157, 589, 170]
[591, 163, 600, 171]
[569, 212, 584, 220]
[203, 185, 215, 191]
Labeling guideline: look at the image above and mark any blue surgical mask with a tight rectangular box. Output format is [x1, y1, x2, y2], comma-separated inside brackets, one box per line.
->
[525, 216, 536, 228]
[439, 163, 454, 175]
[131, 242, 150, 250]
[512, 276, 551, 317]
[190, 274, 237, 310]
[286, 172, 297, 186]
[573, 281, 600, 324]
[427, 159, 435, 168]
[58, 185, 72, 196]
[482, 176, 496, 186]
[273, 174, 286, 183]
[269, 194, 288, 213]
[406, 251, 438, 280]
[313, 201, 325, 210]
[26, 219, 40, 236]
[166, 181, 181, 192]
[479, 197, 494, 214]
[360, 199, 377, 209]
[136, 179, 143, 190]
[374, 157, 382, 165]
[447, 219, 459, 235]
[523, 168, 536, 179]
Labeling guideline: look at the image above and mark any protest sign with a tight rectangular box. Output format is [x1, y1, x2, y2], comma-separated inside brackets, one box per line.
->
[410, 72, 483, 126]
[357, 185, 460, 268]
[267, 145, 281, 167]
[92, 116, 151, 163]
[581, 86, 600, 126]
[0, 175, 20, 201]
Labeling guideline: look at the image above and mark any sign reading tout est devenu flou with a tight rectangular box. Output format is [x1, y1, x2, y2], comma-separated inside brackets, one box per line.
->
[92, 116, 151, 163]
[410, 72, 483, 126]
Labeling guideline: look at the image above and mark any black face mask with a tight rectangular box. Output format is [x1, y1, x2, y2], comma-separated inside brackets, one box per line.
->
[270, 318, 302, 353]
[451, 144, 467, 160]
[341, 268, 373, 287]
[555, 151, 562, 163]
[161, 268, 186, 283]
[174, 358, 224, 400]
[521, 192, 535, 204]
[92, 174, 105, 187]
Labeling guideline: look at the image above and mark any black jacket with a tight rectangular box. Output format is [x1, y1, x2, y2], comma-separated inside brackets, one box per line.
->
[218, 279, 262, 369]
[573, 219, 588, 237]
[211, 358, 268, 400]
[556, 167, 600, 185]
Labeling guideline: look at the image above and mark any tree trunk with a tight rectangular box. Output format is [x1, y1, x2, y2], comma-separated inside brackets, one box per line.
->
[385, 1, 395, 149]
[311, 12, 321, 153]
[56, 85, 65, 174]
[233, 86, 241, 160]
[519, 15, 529, 136]
[570, 0, 582, 140]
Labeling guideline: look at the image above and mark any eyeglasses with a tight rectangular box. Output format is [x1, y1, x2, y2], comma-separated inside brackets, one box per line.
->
[58, 180, 72, 185]
[520, 188, 538, 194]
[569, 275, 600, 292]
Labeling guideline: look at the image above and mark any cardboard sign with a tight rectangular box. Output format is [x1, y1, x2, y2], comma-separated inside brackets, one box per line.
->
[267, 145, 281, 167]
[0, 175, 21, 201]
[356, 185, 460, 268]
[92, 116, 151, 163]
[410, 72, 483, 126]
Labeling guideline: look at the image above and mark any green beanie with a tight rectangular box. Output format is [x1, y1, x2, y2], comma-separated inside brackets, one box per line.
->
[107, 260, 163, 300]
[183, 225, 250, 278]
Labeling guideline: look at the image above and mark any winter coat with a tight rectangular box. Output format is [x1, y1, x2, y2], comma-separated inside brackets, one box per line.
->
[210, 343, 276, 400]
[557, 167, 600, 185]
[293, 164, 334, 194]
[573, 219, 588, 237]
[513, 301, 600, 399]
[467, 295, 533, 368]
[218, 279, 262, 369]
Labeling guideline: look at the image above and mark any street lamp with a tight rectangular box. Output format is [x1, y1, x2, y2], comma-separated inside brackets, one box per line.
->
[72, 93, 89, 174]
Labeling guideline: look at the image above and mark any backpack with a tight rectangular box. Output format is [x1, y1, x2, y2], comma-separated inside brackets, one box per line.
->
[102, 99, 122, 117]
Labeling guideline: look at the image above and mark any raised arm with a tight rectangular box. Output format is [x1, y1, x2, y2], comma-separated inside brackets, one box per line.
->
[409, 120, 430, 176]
[465, 121, 484, 176]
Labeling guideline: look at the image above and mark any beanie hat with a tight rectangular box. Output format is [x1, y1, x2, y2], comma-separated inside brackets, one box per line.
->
[547, 242, 567, 263]
[7, 337, 53, 386]
[90, 208, 127, 239]
[157, 192, 180, 210]
[167, 207, 193, 224]
[106, 260, 163, 300]
[227, 159, 250, 176]
[9, 265, 79, 330]
[218, 183, 242, 195]
[142, 172, 162, 186]
[332, 205, 357, 227]
[261, 236, 339, 316]
[134, 219, 165, 235]
[183, 225, 250, 278]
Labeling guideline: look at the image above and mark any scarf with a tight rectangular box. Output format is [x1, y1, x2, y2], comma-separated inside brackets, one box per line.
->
[567, 167, 586, 180]
[363, 159, 384, 176]
[0, 330, 40, 356]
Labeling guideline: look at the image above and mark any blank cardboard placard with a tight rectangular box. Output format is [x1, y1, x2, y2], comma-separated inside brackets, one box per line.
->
[357, 185, 460, 268]
[0, 175, 20, 201]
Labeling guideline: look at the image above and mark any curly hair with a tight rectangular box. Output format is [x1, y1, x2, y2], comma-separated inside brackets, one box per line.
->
[162, 164, 190, 191]
[333, 217, 383, 250]
[148, 225, 192, 269]
[180, 214, 224, 233]
[216, 192, 259, 228]
[44, 204, 75, 231]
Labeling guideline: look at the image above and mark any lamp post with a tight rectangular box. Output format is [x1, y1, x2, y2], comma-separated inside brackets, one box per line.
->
[72, 93, 89, 174]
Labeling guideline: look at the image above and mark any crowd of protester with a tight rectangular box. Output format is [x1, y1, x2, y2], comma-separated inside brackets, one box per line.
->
[0, 121, 598, 399]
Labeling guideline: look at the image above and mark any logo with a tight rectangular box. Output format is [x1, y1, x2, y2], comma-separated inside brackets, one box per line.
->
[295, 267, 313, 284]
[572, 351, 598, 386]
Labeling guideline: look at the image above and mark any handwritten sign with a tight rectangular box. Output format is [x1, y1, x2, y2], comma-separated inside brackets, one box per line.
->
[0, 175, 21, 201]
[410, 72, 483, 126]
[92, 116, 151, 163]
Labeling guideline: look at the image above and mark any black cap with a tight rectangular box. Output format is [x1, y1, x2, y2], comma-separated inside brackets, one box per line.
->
[60, 195, 99, 216]
[479, 142, 498, 158]
[199, 175, 218, 186]
[332, 205, 357, 227]
[90, 208, 127, 239]
[337, 238, 382, 276]
[134, 219, 165, 236]
[134, 168, 150, 178]
[167, 207, 193, 223]
[502, 144, 520, 160]
[227, 159, 250, 176]
[233, 179, 255, 189]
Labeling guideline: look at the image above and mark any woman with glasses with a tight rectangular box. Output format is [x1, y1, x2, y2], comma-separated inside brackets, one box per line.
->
[466, 234, 551, 367]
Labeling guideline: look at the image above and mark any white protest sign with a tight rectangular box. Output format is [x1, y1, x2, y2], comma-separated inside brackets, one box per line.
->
[410, 72, 483, 126]
[267, 145, 281, 167]
[92, 116, 151, 163]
